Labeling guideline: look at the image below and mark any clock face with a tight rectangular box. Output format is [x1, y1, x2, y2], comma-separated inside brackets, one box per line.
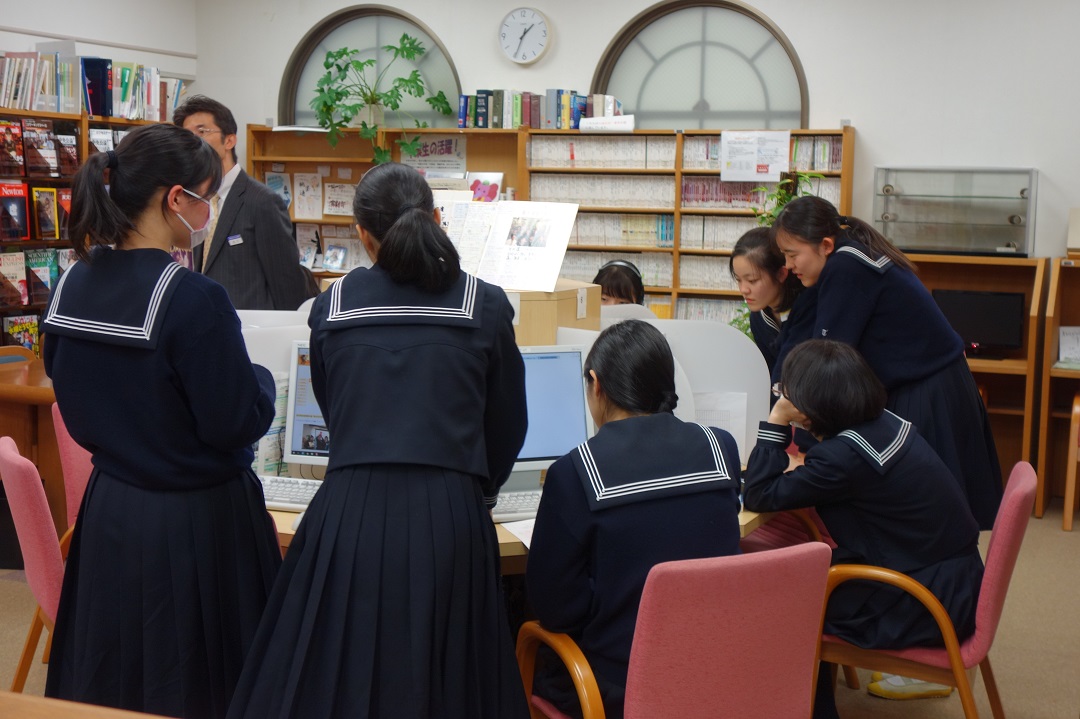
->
[499, 7, 550, 65]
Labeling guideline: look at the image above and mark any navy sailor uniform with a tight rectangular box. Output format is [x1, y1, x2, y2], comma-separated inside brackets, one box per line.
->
[41, 247, 282, 718]
[814, 237, 1002, 529]
[527, 413, 742, 719]
[228, 265, 529, 719]
[744, 412, 983, 648]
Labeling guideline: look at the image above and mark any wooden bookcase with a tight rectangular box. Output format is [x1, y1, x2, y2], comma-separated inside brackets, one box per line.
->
[1037, 257, 1080, 517]
[1, 108, 157, 348]
[905, 254, 1048, 489]
[246, 125, 855, 315]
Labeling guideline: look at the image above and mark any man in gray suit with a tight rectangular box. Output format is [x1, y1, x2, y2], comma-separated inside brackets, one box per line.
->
[174, 95, 314, 310]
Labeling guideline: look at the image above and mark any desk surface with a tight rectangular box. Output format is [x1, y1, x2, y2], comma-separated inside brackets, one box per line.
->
[0, 358, 54, 405]
[270, 508, 773, 575]
[0, 691, 173, 718]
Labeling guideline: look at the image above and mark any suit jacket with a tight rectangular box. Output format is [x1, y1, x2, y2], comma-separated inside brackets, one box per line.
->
[194, 169, 313, 310]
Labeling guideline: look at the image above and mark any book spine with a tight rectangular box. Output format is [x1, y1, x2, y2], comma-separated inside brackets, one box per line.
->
[457, 94, 469, 129]
[544, 89, 558, 129]
[490, 89, 504, 129]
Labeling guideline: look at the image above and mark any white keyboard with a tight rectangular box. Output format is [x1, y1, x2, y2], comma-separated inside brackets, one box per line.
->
[492, 490, 543, 523]
[260, 475, 322, 512]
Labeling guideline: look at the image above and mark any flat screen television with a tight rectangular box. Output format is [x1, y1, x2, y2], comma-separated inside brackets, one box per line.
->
[931, 289, 1025, 357]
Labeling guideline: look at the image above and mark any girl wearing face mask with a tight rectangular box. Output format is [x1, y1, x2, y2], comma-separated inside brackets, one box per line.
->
[772, 196, 1002, 531]
[41, 123, 282, 718]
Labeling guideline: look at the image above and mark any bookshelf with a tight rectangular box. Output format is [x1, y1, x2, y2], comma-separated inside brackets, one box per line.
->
[244, 125, 856, 314]
[1, 108, 159, 353]
[532, 127, 855, 320]
[905, 254, 1048, 491]
[1037, 258, 1080, 518]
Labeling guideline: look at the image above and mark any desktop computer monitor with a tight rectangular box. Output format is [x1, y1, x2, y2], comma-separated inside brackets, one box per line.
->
[514, 345, 594, 472]
[283, 340, 330, 469]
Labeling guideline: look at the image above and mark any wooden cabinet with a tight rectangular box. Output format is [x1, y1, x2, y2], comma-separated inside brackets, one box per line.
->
[1037, 258, 1080, 516]
[906, 254, 1048, 488]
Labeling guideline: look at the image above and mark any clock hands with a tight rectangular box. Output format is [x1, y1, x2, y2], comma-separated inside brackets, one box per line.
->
[514, 23, 535, 57]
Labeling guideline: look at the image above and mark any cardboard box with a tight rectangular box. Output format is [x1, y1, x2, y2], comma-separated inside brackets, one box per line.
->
[507, 278, 601, 346]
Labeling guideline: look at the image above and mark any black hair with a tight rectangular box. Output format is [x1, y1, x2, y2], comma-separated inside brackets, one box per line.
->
[593, 260, 645, 304]
[583, 319, 677, 414]
[172, 94, 239, 165]
[730, 226, 802, 313]
[70, 123, 222, 263]
[773, 195, 916, 273]
[780, 339, 886, 439]
[353, 162, 461, 293]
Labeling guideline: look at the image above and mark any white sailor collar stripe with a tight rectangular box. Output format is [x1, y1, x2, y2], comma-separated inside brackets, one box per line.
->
[43, 261, 183, 340]
[762, 310, 780, 333]
[837, 410, 912, 467]
[578, 423, 732, 502]
[836, 245, 892, 270]
[326, 271, 477, 321]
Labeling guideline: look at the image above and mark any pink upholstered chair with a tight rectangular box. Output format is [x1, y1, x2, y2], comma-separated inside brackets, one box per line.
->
[820, 461, 1037, 719]
[51, 402, 93, 530]
[0, 436, 66, 692]
[517, 542, 833, 719]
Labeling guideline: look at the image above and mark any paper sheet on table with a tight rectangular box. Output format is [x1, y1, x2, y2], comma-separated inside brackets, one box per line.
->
[500, 518, 535, 549]
[694, 391, 749, 460]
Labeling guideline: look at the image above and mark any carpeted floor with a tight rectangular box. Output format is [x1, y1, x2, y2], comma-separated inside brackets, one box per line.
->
[0, 506, 1078, 717]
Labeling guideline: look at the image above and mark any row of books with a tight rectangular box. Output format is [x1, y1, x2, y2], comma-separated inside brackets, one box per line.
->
[531, 174, 677, 208]
[674, 297, 743, 324]
[678, 256, 738, 292]
[0, 48, 186, 120]
[530, 135, 676, 169]
[682, 134, 846, 172]
[680, 215, 759, 251]
[458, 89, 622, 130]
[1, 181, 71, 241]
[0, 117, 79, 178]
[569, 212, 676, 248]
[561, 250, 674, 289]
[1, 247, 73, 308]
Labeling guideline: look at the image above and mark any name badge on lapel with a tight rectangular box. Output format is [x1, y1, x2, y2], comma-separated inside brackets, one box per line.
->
[227, 234, 243, 246]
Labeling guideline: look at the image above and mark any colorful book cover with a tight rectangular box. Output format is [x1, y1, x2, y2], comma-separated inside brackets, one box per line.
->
[24, 247, 58, 303]
[20, 118, 58, 178]
[0, 120, 25, 176]
[2, 314, 39, 355]
[56, 247, 77, 274]
[466, 172, 503, 202]
[88, 128, 114, 153]
[56, 187, 71, 240]
[321, 243, 347, 271]
[264, 172, 291, 208]
[0, 182, 30, 240]
[81, 57, 113, 117]
[0, 251, 28, 306]
[31, 187, 58, 239]
[55, 133, 79, 176]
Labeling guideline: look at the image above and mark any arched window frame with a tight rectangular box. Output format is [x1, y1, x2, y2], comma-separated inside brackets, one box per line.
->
[590, 0, 809, 129]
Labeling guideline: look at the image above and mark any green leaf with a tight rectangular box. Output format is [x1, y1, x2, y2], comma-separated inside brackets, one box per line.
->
[373, 146, 393, 164]
[397, 136, 422, 157]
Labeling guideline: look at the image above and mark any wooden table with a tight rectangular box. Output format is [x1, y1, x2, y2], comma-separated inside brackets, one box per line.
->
[270, 508, 773, 576]
[0, 359, 64, 534]
[0, 691, 173, 718]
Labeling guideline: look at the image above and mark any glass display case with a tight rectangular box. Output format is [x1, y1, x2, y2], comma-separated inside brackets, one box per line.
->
[873, 167, 1037, 256]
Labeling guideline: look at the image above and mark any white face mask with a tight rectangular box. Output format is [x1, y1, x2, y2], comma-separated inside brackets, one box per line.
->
[175, 188, 213, 248]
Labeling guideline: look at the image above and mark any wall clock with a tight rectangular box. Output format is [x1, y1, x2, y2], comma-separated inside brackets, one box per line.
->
[499, 7, 551, 65]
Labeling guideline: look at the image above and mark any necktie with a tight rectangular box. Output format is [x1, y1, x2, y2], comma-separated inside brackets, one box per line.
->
[201, 193, 221, 272]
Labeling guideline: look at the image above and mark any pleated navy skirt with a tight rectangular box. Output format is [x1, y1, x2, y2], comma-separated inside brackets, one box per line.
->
[45, 468, 282, 718]
[887, 355, 1003, 530]
[227, 464, 530, 719]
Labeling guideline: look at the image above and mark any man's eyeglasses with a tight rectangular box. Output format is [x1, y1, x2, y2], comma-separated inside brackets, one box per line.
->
[192, 127, 222, 137]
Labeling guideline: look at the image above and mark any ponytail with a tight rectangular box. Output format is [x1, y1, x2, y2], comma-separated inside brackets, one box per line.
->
[69, 123, 221, 263]
[354, 163, 461, 293]
[70, 151, 133, 261]
[775, 196, 916, 273]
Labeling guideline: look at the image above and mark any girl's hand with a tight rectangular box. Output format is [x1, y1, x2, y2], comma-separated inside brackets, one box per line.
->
[768, 395, 809, 430]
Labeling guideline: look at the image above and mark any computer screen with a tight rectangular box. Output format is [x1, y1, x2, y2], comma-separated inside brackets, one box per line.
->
[932, 289, 1025, 356]
[515, 345, 594, 472]
[283, 340, 330, 468]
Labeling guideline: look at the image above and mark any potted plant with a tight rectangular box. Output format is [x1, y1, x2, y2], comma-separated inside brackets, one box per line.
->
[310, 33, 454, 164]
[752, 170, 823, 227]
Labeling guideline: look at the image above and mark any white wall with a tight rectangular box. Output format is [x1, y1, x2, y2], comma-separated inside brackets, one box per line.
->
[6, 0, 1078, 255]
